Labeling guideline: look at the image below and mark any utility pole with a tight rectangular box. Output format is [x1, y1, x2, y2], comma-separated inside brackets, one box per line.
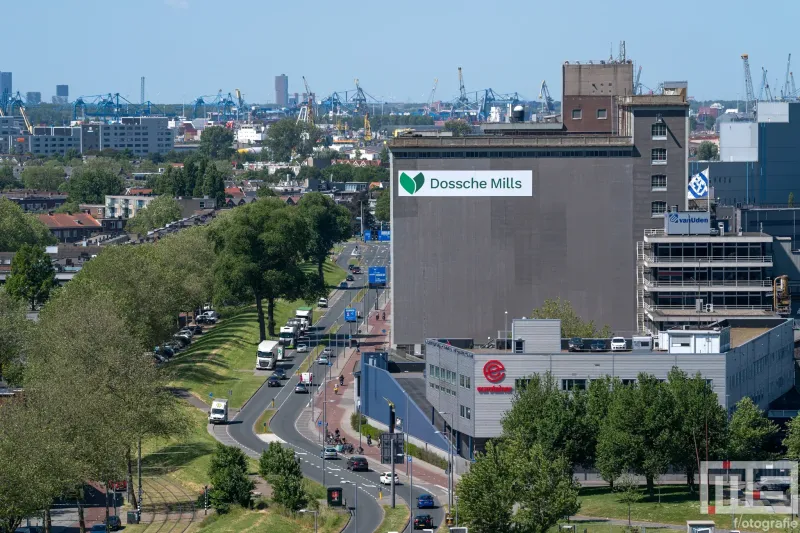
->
[391, 436, 396, 508]
[360, 201, 364, 238]
[137, 437, 142, 522]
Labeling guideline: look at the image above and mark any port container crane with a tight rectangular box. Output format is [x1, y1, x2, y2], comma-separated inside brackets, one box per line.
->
[742, 54, 756, 115]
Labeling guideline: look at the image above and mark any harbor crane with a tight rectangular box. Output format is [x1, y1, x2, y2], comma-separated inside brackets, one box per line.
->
[538, 80, 554, 115]
[634, 66, 643, 95]
[425, 78, 438, 115]
[741, 54, 756, 115]
[297, 76, 314, 125]
[456, 67, 470, 108]
[784, 54, 792, 100]
[364, 112, 372, 142]
[759, 67, 774, 102]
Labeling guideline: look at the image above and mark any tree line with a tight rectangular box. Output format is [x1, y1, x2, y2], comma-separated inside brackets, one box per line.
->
[0, 191, 351, 531]
[457, 369, 800, 533]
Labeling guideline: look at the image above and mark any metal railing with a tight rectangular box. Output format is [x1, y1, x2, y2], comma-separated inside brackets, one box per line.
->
[643, 279, 772, 288]
[643, 303, 773, 312]
[389, 135, 634, 148]
[644, 228, 666, 236]
[641, 255, 773, 264]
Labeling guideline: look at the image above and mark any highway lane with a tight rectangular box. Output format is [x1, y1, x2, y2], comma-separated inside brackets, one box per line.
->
[227, 241, 445, 532]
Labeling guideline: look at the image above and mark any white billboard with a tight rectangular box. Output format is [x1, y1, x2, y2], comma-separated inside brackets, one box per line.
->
[663, 211, 711, 235]
[397, 171, 533, 197]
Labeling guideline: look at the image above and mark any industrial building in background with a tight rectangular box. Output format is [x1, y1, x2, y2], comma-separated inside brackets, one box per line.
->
[389, 57, 690, 350]
[275, 74, 288, 107]
[0, 72, 11, 99]
[53, 84, 69, 104]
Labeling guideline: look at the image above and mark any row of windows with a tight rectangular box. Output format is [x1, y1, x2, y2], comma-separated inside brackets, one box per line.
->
[652, 148, 667, 164]
[429, 381, 456, 397]
[393, 150, 634, 159]
[571, 108, 608, 120]
[459, 404, 472, 420]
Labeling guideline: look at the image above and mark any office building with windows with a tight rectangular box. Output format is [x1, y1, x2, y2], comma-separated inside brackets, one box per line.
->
[424, 317, 794, 458]
[389, 66, 690, 348]
[25, 92, 41, 105]
[53, 84, 69, 104]
[0, 72, 12, 98]
[275, 74, 288, 107]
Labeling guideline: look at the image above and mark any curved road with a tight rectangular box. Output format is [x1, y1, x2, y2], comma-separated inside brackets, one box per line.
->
[226, 242, 445, 532]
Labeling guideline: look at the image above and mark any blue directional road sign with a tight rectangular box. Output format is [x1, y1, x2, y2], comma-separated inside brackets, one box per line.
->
[345, 308, 357, 322]
[368, 266, 387, 287]
[379, 230, 391, 242]
[363, 230, 372, 241]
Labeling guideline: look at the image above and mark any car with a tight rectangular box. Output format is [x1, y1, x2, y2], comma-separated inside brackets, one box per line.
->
[568, 337, 584, 352]
[352, 266, 361, 274]
[173, 332, 191, 345]
[164, 340, 183, 352]
[317, 355, 329, 365]
[318, 297, 328, 308]
[321, 446, 338, 459]
[379, 472, 400, 485]
[177, 328, 194, 339]
[105, 515, 122, 531]
[348, 264, 356, 272]
[346, 274, 355, 282]
[611, 337, 627, 351]
[154, 345, 175, 358]
[294, 383, 309, 394]
[296, 343, 308, 353]
[109, 480, 127, 491]
[346, 456, 369, 471]
[590, 340, 605, 352]
[339, 281, 348, 289]
[413, 514, 434, 530]
[153, 353, 168, 364]
[272, 367, 287, 379]
[416, 493, 435, 509]
[321, 347, 333, 358]
[186, 324, 204, 335]
[267, 375, 282, 387]
[197, 311, 218, 324]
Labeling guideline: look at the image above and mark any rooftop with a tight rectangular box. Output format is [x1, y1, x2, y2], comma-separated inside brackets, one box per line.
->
[389, 134, 633, 149]
[644, 229, 772, 243]
[38, 212, 101, 229]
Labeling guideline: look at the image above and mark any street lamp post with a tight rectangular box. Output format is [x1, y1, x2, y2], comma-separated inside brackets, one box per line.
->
[437, 412, 456, 509]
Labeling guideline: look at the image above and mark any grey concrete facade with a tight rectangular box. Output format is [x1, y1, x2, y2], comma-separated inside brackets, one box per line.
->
[424, 317, 795, 457]
[389, 95, 689, 346]
[97, 117, 174, 155]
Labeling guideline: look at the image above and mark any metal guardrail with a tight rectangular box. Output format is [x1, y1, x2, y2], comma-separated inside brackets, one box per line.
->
[642, 255, 773, 264]
[644, 228, 666, 236]
[643, 279, 772, 288]
[643, 303, 773, 312]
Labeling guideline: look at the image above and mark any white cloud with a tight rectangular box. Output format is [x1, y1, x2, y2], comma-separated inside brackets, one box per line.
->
[165, 0, 189, 9]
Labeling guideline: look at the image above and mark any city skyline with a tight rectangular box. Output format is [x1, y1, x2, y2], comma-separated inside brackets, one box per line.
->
[2, 0, 798, 104]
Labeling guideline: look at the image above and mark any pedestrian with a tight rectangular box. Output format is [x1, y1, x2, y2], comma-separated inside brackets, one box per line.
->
[382, 311, 386, 321]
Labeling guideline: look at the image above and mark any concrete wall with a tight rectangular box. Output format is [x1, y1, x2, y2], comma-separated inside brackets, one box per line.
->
[562, 95, 617, 133]
[391, 154, 637, 345]
[720, 122, 758, 162]
[562, 63, 633, 97]
[361, 362, 450, 451]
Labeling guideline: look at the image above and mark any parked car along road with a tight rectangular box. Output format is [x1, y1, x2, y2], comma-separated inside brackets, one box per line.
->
[321, 446, 338, 459]
[611, 337, 627, 351]
[590, 340, 605, 352]
[568, 337, 584, 351]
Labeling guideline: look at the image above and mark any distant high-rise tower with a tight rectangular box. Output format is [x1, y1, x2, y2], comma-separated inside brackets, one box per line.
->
[0, 72, 12, 99]
[275, 74, 288, 107]
[53, 84, 69, 104]
[25, 92, 41, 105]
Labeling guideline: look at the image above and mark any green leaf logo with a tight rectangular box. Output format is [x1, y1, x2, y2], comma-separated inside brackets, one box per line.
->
[400, 172, 425, 195]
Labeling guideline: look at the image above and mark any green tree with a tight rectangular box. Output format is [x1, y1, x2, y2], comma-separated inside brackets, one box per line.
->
[126, 196, 182, 234]
[444, 119, 472, 137]
[615, 474, 642, 526]
[203, 165, 226, 207]
[272, 474, 308, 512]
[21, 165, 66, 191]
[379, 145, 389, 166]
[0, 164, 20, 190]
[530, 297, 612, 338]
[266, 119, 302, 163]
[697, 141, 719, 161]
[375, 188, 390, 222]
[327, 164, 354, 183]
[208, 199, 313, 340]
[783, 413, 800, 460]
[259, 443, 308, 511]
[256, 186, 277, 198]
[67, 164, 124, 203]
[0, 288, 30, 384]
[5, 244, 56, 310]
[345, 189, 375, 234]
[456, 441, 515, 533]
[259, 442, 298, 478]
[727, 397, 778, 460]
[0, 198, 56, 252]
[200, 126, 235, 160]
[297, 165, 323, 182]
[666, 368, 727, 488]
[297, 192, 352, 286]
[54, 200, 81, 214]
[208, 443, 254, 513]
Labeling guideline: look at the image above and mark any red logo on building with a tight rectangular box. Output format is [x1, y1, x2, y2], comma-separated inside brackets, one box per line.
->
[483, 360, 506, 383]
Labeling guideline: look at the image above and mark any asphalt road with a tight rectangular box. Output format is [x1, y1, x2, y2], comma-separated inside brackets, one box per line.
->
[226, 242, 444, 532]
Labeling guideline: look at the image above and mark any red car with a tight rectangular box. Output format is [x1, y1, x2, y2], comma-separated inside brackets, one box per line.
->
[109, 480, 127, 491]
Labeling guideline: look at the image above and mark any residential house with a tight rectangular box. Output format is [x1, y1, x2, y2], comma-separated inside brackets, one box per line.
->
[38, 212, 102, 243]
[0, 190, 68, 212]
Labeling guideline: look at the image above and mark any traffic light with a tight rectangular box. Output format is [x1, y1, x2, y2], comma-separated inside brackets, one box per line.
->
[327, 486, 343, 507]
[389, 403, 396, 434]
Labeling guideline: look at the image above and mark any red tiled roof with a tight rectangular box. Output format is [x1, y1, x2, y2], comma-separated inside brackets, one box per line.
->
[225, 187, 245, 198]
[38, 213, 102, 229]
[128, 188, 153, 195]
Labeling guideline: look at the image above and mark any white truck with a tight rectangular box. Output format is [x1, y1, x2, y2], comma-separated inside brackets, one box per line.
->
[208, 399, 228, 424]
[279, 324, 298, 346]
[256, 340, 279, 370]
[296, 307, 313, 332]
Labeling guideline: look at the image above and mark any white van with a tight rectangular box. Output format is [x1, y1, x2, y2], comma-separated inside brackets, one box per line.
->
[208, 399, 228, 424]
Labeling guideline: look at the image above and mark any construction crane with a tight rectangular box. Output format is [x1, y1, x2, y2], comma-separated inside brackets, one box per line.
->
[297, 76, 314, 125]
[784, 54, 792, 100]
[538, 80, 554, 115]
[456, 67, 469, 107]
[760, 68, 774, 102]
[352, 79, 367, 112]
[792, 72, 797, 100]
[7, 95, 33, 133]
[425, 78, 438, 115]
[364, 112, 372, 142]
[742, 54, 756, 115]
[634, 66, 643, 95]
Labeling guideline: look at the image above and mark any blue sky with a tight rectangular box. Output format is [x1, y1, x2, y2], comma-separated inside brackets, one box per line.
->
[2, 0, 797, 104]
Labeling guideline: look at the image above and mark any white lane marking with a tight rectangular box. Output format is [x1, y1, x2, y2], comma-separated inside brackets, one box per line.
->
[435, 485, 449, 492]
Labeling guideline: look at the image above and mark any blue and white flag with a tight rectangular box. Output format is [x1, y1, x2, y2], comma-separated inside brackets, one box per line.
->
[687, 167, 709, 199]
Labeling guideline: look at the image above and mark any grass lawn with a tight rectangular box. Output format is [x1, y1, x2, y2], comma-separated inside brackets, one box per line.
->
[169, 261, 346, 409]
[553, 521, 672, 533]
[578, 485, 793, 531]
[255, 409, 276, 434]
[194, 505, 346, 533]
[376, 504, 410, 533]
[352, 287, 368, 304]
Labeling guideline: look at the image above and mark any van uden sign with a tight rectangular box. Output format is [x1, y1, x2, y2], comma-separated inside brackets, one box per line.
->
[398, 171, 533, 197]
